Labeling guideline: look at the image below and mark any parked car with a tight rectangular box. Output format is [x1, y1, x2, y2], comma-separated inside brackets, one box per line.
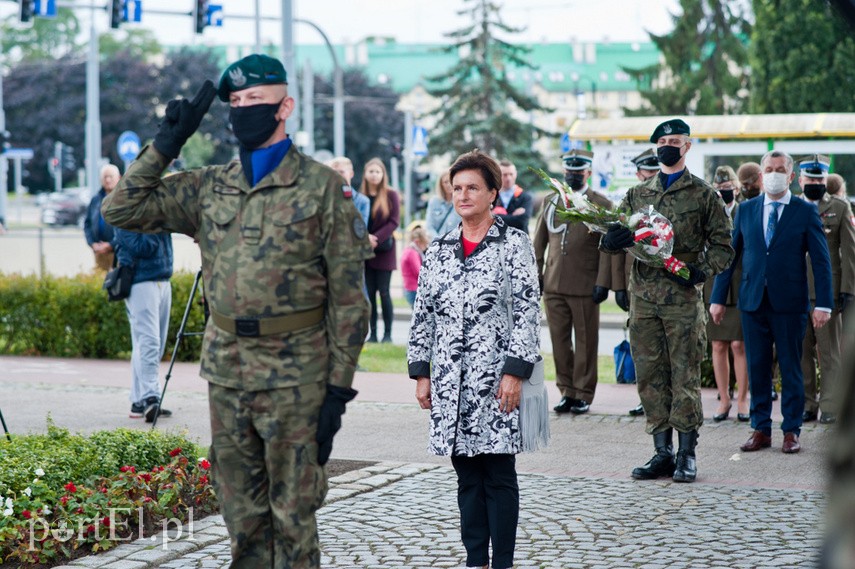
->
[41, 192, 87, 227]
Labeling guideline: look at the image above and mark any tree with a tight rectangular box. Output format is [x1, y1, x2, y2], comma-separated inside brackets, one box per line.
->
[423, 0, 552, 187]
[749, 0, 855, 113]
[0, 8, 82, 62]
[312, 69, 404, 178]
[622, 0, 751, 116]
[99, 28, 163, 61]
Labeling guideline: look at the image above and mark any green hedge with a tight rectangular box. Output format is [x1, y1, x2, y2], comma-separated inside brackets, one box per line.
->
[0, 271, 205, 361]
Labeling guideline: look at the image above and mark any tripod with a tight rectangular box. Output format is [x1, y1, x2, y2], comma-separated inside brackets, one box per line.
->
[152, 269, 207, 428]
[0, 407, 10, 441]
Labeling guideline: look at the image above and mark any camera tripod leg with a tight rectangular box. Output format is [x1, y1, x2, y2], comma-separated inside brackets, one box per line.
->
[0, 407, 10, 441]
[152, 269, 204, 429]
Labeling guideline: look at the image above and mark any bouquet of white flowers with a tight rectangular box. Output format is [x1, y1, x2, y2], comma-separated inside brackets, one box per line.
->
[530, 167, 690, 279]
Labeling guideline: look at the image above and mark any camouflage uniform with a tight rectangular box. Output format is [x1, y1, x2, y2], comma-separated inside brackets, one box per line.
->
[103, 144, 371, 568]
[617, 169, 734, 434]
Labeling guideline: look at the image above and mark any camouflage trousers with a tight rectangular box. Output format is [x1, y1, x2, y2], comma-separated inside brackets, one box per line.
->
[208, 381, 327, 569]
[629, 295, 706, 435]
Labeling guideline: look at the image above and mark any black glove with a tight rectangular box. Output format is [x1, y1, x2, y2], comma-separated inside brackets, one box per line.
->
[592, 286, 608, 304]
[615, 290, 630, 312]
[153, 80, 217, 160]
[601, 224, 634, 252]
[839, 292, 854, 313]
[664, 263, 706, 287]
[316, 384, 358, 465]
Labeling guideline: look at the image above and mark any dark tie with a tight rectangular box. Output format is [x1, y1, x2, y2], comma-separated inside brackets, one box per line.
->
[765, 202, 781, 247]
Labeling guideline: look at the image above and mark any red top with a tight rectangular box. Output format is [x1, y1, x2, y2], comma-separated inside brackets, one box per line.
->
[462, 237, 479, 257]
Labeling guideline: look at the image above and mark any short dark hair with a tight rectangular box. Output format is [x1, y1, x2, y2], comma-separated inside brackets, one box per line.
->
[450, 150, 502, 205]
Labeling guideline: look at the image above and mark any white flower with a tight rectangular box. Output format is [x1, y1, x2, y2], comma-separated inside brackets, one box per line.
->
[566, 189, 593, 213]
[35, 468, 45, 477]
[2, 508, 12, 517]
[4, 497, 12, 509]
[549, 177, 570, 207]
[43, 506, 52, 515]
[23, 487, 32, 497]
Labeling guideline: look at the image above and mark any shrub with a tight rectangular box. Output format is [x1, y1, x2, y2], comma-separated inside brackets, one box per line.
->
[0, 423, 216, 566]
[0, 271, 205, 361]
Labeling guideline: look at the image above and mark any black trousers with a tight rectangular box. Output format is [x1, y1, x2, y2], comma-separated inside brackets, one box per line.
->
[450, 454, 519, 569]
[364, 267, 393, 338]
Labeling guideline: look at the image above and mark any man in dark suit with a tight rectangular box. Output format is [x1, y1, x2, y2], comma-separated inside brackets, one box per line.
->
[493, 159, 533, 233]
[710, 149, 834, 454]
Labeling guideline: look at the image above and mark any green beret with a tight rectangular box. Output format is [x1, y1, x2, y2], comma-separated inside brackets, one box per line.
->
[217, 54, 288, 102]
[649, 118, 690, 143]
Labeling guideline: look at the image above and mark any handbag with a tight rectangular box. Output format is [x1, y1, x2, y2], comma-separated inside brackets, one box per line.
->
[103, 256, 135, 301]
[614, 339, 636, 384]
[499, 237, 550, 452]
[374, 236, 394, 253]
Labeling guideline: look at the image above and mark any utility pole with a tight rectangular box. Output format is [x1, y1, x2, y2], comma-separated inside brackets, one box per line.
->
[254, 0, 262, 53]
[85, 13, 102, 199]
[0, 72, 8, 229]
[301, 60, 314, 156]
[280, 0, 299, 137]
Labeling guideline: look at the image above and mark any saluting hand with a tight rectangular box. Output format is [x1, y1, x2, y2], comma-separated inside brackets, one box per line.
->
[153, 80, 217, 160]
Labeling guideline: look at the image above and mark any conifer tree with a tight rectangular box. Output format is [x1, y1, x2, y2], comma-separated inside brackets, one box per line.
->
[425, 0, 553, 186]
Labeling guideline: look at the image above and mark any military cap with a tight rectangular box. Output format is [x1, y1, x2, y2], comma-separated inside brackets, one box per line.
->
[217, 54, 288, 102]
[798, 154, 830, 178]
[713, 165, 738, 186]
[737, 162, 761, 186]
[649, 118, 690, 143]
[631, 148, 659, 171]
[562, 149, 594, 171]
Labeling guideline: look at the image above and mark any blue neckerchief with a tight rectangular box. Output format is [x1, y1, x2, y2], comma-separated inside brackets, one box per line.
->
[658, 170, 685, 190]
[250, 138, 292, 186]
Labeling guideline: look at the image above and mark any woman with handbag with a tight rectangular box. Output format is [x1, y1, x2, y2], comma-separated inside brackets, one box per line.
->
[360, 157, 400, 343]
[407, 150, 543, 569]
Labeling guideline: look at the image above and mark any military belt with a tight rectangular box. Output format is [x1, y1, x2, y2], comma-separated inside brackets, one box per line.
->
[672, 252, 699, 263]
[211, 306, 324, 337]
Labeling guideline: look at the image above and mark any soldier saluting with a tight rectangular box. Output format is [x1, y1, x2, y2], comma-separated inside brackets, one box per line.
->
[102, 54, 372, 568]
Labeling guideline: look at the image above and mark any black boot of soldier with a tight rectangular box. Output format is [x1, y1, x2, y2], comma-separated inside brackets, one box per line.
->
[631, 429, 675, 480]
[672, 430, 698, 483]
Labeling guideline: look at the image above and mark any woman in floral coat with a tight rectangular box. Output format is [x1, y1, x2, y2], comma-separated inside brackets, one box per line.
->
[407, 150, 541, 569]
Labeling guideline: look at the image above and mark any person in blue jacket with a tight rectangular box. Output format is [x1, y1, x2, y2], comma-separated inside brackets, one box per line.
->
[114, 227, 174, 422]
[83, 165, 120, 271]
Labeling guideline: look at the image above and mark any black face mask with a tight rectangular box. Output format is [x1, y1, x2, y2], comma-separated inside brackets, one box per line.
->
[741, 185, 761, 199]
[564, 173, 586, 191]
[229, 101, 281, 149]
[718, 189, 735, 204]
[656, 144, 684, 167]
[803, 183, 827, 201]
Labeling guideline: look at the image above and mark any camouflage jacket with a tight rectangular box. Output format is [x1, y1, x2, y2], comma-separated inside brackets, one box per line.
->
[616, 168, 734, 305]
[102, 144, 372, 391]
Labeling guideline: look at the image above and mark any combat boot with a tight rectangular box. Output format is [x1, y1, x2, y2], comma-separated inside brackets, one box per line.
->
[672, 430, 698, 483]
[631, 428, 675, 480]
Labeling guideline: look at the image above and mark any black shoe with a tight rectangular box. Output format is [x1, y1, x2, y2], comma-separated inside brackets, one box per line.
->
[381, 335, 392, 343]
[628, 404, 645, 416]
[553, 396, 575, 414]
[129, 402, 145, 419]
[737, 413, 750, 422]
[143, 397, 172, 423]
[712, 404, 731, 422]
[569, 399, 590, 414]
[673, 430, 699, 483]
[367, 334, 378, 343]
[819, 412, 836, 425]
[632, 429, 675, 480]
[802, 410, 818, 422]
[771, 389, 778, 401]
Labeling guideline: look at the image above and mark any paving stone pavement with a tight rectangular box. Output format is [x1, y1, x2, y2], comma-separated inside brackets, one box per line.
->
[54, 461, 824, 569]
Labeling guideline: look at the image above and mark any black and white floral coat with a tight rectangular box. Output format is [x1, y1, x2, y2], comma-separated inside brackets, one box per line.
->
[407, 217, 541, 456]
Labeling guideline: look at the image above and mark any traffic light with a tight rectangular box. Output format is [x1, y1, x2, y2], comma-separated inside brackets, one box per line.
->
[61, 145, 75, 171]
[0, 130, 10, 154]
[19, 0, 34, 23]
[412, 171, 432, 214]
[193, 0, 209, 34]
[109, 0, 123, 29]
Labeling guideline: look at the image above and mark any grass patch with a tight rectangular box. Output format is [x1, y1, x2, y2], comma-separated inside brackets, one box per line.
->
[358, 343, 617, 385]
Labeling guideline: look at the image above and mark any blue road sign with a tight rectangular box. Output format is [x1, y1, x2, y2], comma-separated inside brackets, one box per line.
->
[117, 131, 141, 162]
[559, 133, 572, 153]
[3, 148, 34, 160]
[34, 0, 56, 17]
[123, 0, 142, 23]
[208, 4, 224, 27]
[412, 126, 428, 157]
